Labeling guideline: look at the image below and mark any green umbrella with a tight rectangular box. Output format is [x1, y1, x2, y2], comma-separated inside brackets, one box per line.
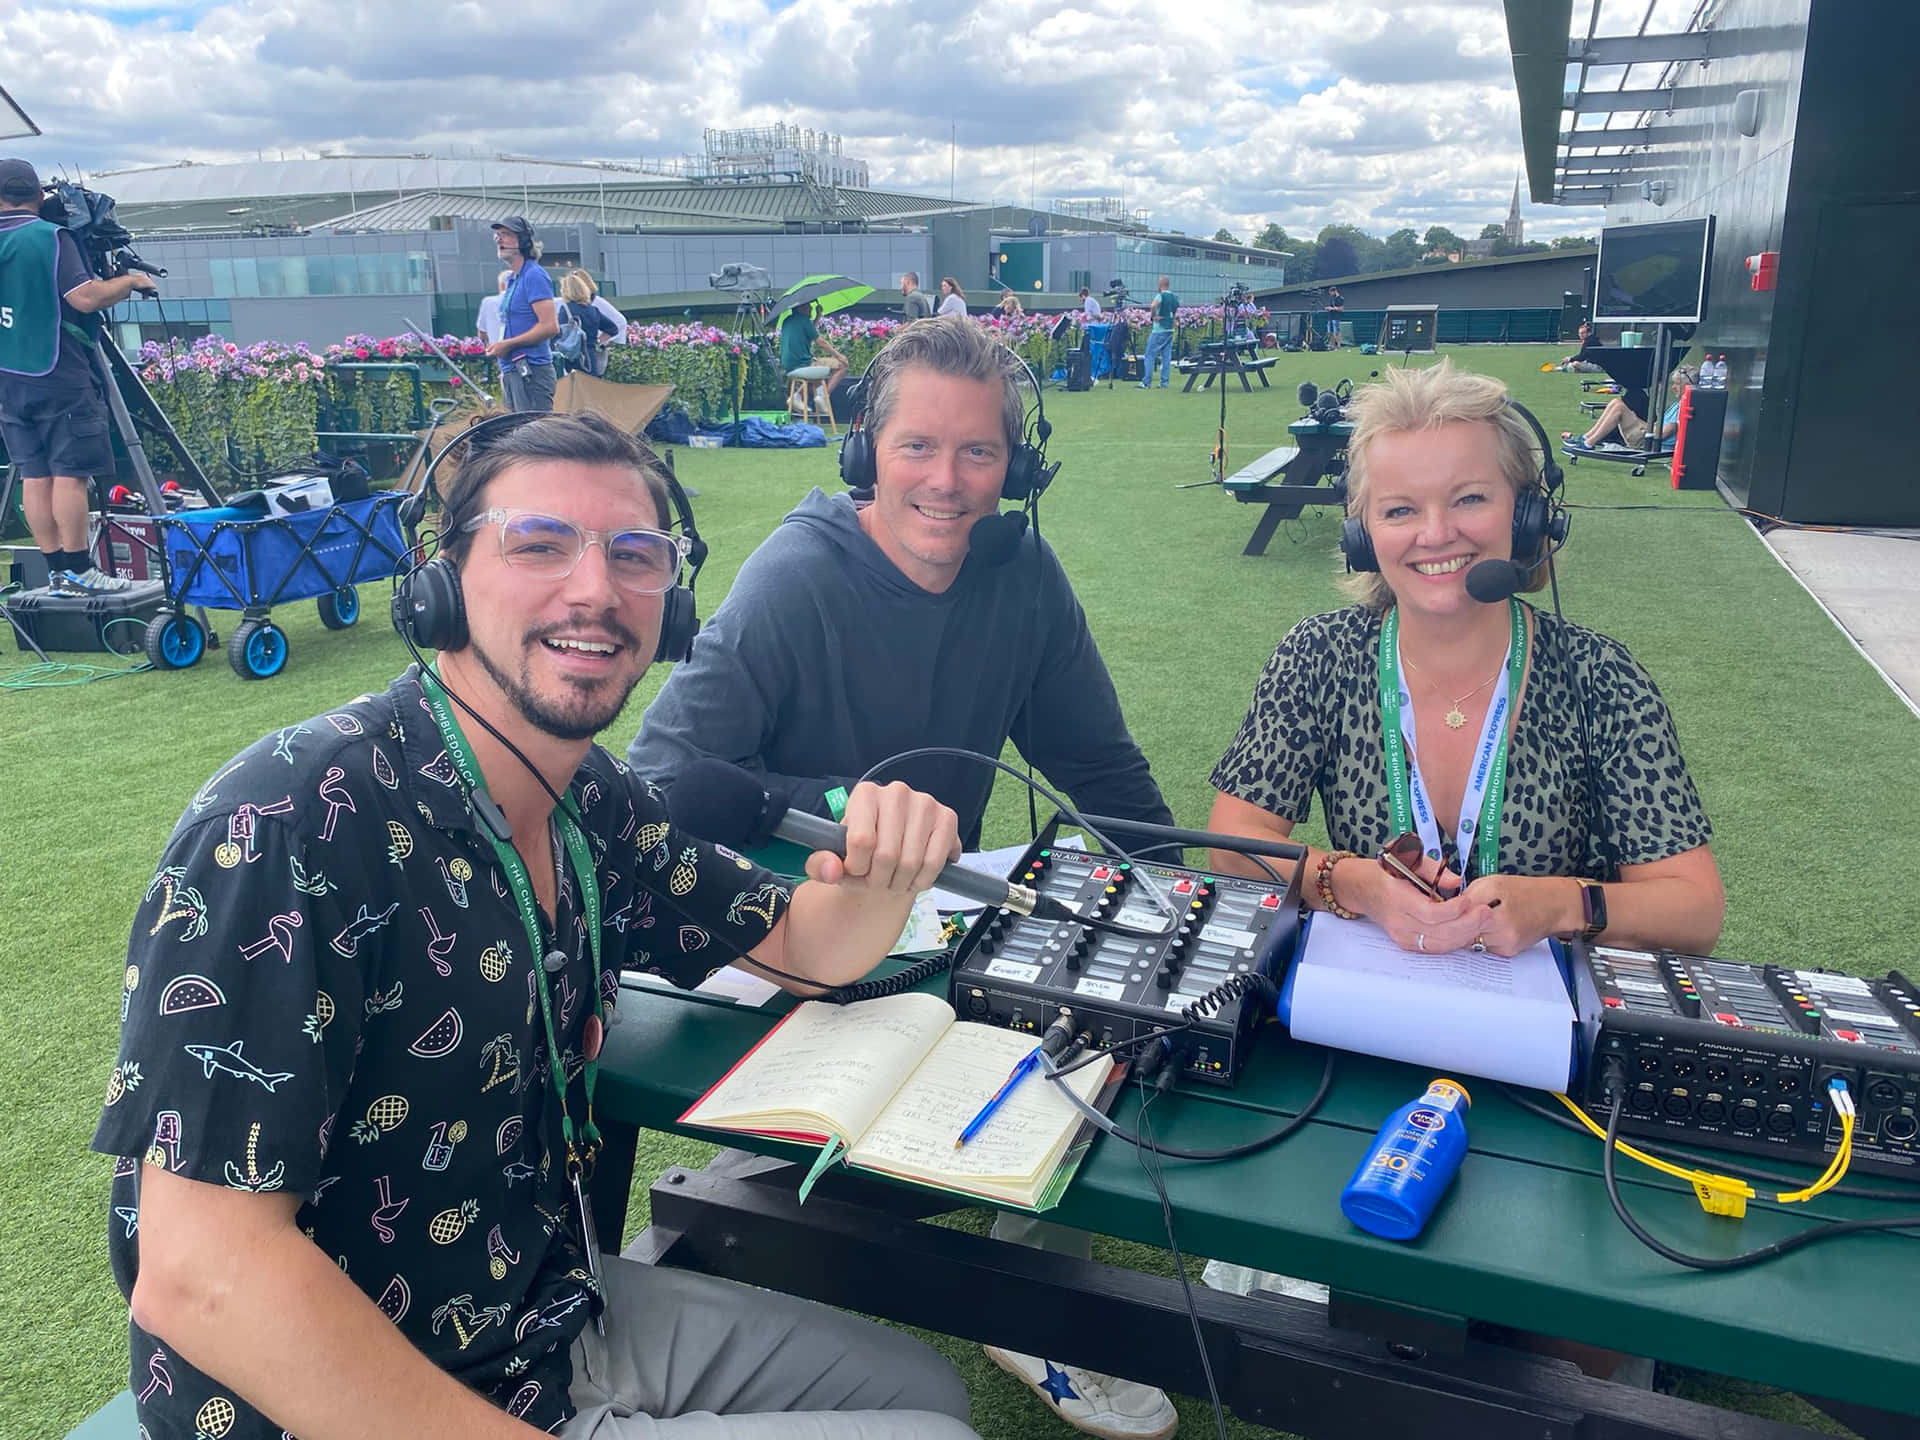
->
[770, 275, 874, 323]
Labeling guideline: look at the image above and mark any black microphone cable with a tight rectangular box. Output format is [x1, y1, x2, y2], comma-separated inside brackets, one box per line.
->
[1041, 1045, 1336, 1163]
[1132, 1070, 1230, 1440]
[853, 744, 1182, 933]
[1595, 1087, 1920, 1272]
[1496, 1083, 1920, 1204]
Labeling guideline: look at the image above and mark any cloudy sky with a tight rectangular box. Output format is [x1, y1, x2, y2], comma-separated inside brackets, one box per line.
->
[0, 0, 1675, 242]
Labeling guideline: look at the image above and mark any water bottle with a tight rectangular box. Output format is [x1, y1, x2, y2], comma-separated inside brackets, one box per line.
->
[1340, 1079, 1471, 1241]
[1701, 356, 1717, 390]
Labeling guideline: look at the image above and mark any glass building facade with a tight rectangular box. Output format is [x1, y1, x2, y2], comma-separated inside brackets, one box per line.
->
[1112, 235, 1287, 301]
[207, 252, 432, 299]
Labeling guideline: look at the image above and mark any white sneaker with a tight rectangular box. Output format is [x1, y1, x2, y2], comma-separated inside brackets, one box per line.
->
[67, 567, 132, 594]
[984, 1346, 1178, 1440]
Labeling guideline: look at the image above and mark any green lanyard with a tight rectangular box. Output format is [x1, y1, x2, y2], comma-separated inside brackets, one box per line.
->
[420, 675, 604, 1166]
[1377, 599, 1527, 883]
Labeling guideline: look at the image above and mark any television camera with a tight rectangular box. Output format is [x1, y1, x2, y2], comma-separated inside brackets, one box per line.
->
[38, 180, 162, 292]
[708, 262, 772, 294]
[1101, 278, 1131, 309]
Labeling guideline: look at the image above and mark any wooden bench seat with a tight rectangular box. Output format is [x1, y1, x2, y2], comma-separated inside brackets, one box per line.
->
[1221, 446, 1300, 492]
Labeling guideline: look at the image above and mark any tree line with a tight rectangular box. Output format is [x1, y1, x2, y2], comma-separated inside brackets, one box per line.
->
[1204, 222, 1597, 281]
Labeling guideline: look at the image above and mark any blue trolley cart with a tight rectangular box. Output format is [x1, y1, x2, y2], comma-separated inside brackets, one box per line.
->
[148, 491, 409, 679]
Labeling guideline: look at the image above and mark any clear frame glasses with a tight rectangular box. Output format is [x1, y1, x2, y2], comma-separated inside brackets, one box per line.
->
[464, 507, 689, 594]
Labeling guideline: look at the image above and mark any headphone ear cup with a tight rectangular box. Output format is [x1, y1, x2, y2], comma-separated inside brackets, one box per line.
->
[1511, 484, 1549, 564]
[654, 585, 699, 664]
[839, 427, 875, 492]
[1001, 443, 1041, 503]
[1340, 516, 1379, 573]
[393, 557, 467, 652]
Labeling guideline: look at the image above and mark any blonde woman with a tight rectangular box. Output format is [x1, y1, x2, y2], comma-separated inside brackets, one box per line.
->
[559, 269, 618, 376]
[1208, 360, 1723, 959]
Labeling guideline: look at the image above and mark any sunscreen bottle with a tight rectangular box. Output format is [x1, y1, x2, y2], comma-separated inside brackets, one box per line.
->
[1340, 1079, 1471, 1241]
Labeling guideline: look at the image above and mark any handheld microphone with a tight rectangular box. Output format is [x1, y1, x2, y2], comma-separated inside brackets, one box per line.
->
[967, 511, 1029, 567]
[671, 757, 1067, 921]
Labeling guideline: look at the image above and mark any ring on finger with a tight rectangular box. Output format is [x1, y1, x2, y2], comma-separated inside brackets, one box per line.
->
[1470, 935, 1488, 953]
[1417, 932, 1427, 952]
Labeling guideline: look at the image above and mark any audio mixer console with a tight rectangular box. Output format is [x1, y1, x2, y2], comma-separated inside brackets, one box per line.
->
[1573, 944, 1920, 1177]
[949, 832, 1302, 1085]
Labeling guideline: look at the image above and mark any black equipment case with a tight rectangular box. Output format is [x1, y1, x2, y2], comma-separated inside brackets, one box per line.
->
[8, 579, 168, 654]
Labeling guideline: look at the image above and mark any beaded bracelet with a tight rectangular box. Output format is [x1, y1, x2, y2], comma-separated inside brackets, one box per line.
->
[1316, 850, 1363, 920]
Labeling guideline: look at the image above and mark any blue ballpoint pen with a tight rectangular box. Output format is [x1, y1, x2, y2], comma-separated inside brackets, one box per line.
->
[955, 1045, 1044, 1148]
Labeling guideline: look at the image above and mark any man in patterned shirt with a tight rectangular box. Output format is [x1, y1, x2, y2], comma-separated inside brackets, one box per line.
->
[94, 413, 978, 1440]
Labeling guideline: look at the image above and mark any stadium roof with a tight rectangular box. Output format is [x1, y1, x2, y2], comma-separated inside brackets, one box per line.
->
[95, 154, 984, 237]
[1505, 0, 1725, 207]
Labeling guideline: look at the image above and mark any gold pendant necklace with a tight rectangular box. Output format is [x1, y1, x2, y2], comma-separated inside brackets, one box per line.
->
[1404, 655, 1503, 731]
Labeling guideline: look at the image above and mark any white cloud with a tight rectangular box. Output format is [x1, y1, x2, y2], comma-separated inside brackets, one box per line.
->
[0, 0, 1595, 240]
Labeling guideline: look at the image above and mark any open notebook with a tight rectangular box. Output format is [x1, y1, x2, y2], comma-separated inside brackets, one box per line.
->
[680, 991, 1116, 1210]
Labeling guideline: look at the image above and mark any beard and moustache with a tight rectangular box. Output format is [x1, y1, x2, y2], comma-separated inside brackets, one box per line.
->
[470, 617, 647, 742]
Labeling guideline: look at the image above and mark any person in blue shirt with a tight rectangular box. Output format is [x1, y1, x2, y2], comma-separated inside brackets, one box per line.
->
[1566, 366, 1691, 452]
[485, 216, 558, 412]
[1137, 276, 1178, 389]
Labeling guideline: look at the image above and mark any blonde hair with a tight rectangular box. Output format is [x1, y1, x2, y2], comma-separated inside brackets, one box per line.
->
[1338, 359, 1546, 612]
[560, 270, 597, 305]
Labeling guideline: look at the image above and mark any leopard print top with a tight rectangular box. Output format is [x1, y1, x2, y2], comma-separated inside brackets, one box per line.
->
[1210, 604, 1711, 880]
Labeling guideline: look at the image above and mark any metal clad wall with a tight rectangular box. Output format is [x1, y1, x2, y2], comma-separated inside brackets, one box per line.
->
[1592, 0, 1920, 521]
[1762, 0, 1920, 524]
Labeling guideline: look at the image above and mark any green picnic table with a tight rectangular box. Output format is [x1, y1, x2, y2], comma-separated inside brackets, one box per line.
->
[591, 966, 1920, 1440]
[1219, 419, 1354, 557]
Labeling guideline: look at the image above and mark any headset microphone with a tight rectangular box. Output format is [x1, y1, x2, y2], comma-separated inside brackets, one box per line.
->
[1464, 555, 1541, 604]
[967, 511, 1030, 567]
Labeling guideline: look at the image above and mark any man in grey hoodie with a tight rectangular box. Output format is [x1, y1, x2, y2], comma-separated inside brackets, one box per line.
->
[629, 315, 1180, 1440]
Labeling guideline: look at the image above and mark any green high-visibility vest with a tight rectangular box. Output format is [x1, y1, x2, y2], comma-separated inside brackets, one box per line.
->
[0, 220, 67, 377]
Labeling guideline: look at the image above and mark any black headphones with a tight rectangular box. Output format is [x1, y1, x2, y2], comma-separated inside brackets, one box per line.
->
[391, 412, 706, 663]
[1340, 397, 1567, 575]
[838, 345, 1058, 505]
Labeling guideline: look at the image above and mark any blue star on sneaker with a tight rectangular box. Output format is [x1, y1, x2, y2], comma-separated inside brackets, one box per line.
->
[1040, 1361, 1081, 1404]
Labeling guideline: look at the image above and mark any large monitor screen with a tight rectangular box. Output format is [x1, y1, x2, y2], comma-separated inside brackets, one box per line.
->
[1594, 217, 1716, 325]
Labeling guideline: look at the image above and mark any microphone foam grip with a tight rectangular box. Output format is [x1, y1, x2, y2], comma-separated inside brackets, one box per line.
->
[669, 757, 779, 848]
[967, 511, 1029, 567]
[1296, 380, 1318, 406]
[1464, 558, 1524, 604]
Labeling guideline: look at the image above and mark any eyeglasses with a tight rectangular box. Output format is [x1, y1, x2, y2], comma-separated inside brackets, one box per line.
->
[1378, 830, 1458, 901]
[463, 508, 689, 594]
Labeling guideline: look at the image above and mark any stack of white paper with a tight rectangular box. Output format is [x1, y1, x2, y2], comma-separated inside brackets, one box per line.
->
[1284, 915, 1578, 1091]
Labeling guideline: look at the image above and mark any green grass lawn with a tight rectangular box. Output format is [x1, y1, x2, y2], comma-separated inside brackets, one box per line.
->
[5, 345, 1908, 1439]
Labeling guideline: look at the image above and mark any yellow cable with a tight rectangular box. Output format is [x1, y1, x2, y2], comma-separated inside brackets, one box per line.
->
[1555, 1084, 1859, 1215]
[1552, 1093, 1752, 1196]
[1778, 1104, 1854, 1204]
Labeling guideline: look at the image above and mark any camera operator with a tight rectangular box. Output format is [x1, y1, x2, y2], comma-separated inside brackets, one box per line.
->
[484, 216, 558, 413]
[0, 160, 154, 595]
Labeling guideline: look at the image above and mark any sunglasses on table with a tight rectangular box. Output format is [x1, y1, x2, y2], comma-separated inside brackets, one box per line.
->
[1378, 831, 1461, 902]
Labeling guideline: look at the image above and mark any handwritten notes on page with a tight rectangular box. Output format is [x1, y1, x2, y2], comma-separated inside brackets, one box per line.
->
[850, 1023, 1113, 1205]
[681, 991, 955, 1142]
[1286, 915, 1577, 1090]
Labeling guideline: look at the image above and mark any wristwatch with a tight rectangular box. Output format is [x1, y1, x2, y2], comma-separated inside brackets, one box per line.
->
[1574, 878, 1608, 938]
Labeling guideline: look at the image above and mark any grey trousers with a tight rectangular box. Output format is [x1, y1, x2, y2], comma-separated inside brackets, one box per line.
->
[502, 362, 557, 413]
[559, 1258, 979, 1438]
